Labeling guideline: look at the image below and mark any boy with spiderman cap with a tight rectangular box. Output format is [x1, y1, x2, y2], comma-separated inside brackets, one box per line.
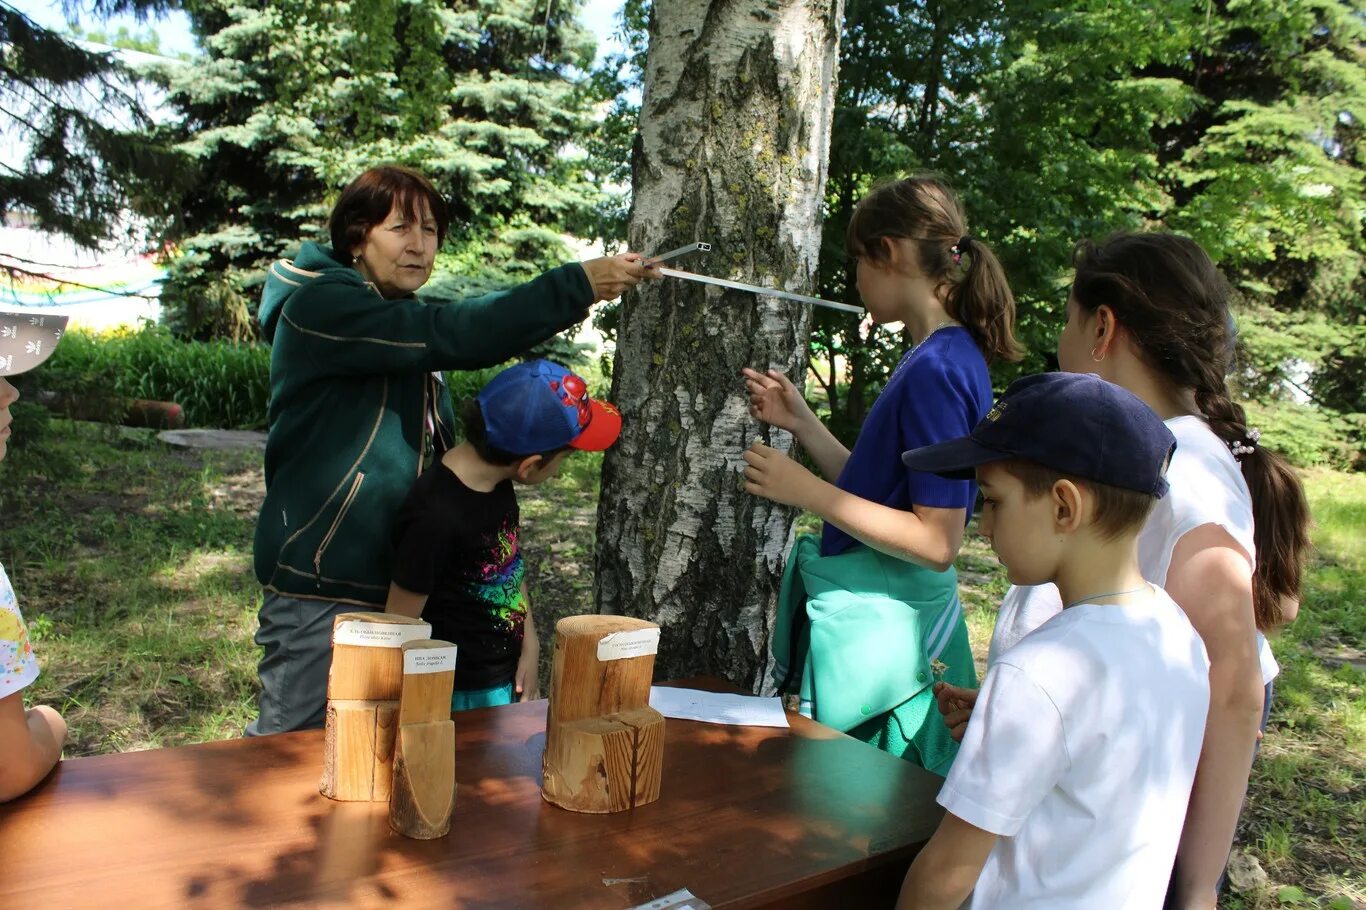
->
[895, 372, 1211, 909]
[385, 360, 621, 711]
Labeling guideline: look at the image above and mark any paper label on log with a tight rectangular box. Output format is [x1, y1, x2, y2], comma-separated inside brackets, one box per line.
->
[335, 620, 433, 648]
[596, 627, 661, 662]
[404, 646, 458, 674]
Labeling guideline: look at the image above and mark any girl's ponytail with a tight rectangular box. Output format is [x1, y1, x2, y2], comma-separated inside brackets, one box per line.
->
[847, 175, 1023, 363]
[952, 236, 1025, 364]
[1073, 232, 1311, 629]
[1194, 385, 1311, 629]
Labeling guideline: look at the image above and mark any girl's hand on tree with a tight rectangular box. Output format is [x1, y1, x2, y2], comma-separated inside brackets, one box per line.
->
[742, 441, 821, 509]
[581, 253, 660, 302]
[933, 681, 978, 743]
[741, 367, 814, 434]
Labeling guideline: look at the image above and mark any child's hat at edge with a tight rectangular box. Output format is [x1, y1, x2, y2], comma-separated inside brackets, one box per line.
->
[0, 311, 69, 376]
[477, 359, 622, 454]
[901, 372, 1176, 497]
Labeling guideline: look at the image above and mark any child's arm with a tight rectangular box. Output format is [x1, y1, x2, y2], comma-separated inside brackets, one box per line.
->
[895, 812, 997, 910]
[1163, 525, 1265, 908]
[742, 442, 965, 571]
[385, 582, 429, 618]
[0, 692, 66, 802]
[514, 580, 539, 702]
[742, 368, 851, 480]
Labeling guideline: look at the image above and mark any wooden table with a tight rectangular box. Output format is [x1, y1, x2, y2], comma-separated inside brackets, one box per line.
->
[0, 678, 944, 909]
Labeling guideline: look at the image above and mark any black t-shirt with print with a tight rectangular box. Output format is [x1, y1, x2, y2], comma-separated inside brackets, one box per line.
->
[390, 464, 527, 690]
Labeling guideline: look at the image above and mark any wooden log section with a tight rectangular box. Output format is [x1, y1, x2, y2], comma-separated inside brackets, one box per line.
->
[390, 640, 458, 839]
[327, 612, 432, 701]
[542, 615, 665, 813]
[320, 612, 431, 801]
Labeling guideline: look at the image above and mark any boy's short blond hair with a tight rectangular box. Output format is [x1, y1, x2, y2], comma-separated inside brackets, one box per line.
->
[999, 459, 1159, 540]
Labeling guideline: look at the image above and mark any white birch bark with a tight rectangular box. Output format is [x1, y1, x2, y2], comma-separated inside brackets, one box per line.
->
[595, 0, 843, 689]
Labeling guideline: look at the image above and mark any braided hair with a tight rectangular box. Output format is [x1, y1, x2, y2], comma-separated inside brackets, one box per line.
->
[1071, 232, 1310, 629]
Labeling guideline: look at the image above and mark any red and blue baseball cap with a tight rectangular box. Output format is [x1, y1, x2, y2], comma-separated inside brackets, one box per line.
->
[901, 372, 1176, 497]
[476, 359, 622, 455]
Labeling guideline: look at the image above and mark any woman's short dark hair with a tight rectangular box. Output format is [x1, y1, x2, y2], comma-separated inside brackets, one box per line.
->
[328, 165, 450, 260]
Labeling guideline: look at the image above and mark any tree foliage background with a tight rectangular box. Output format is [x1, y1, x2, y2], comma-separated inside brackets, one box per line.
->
[154, 0, 606, 339]
[0, 0, 182, 257]
[829, 0, 1364, 461]
[2, 0, 1362, 464]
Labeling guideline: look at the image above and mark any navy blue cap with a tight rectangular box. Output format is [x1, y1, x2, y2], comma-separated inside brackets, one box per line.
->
[901, 372, 1176, 497]
[477, 360, 621, 455]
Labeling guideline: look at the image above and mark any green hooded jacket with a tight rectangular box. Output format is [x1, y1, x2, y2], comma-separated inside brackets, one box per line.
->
[253, 241, 592, 605]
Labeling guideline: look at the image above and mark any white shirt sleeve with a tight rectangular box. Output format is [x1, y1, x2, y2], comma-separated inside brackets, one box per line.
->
[937, 661, 1069, 836]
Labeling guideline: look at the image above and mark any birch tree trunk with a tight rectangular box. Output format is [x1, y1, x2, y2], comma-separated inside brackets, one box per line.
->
[594, 0, 843, 689]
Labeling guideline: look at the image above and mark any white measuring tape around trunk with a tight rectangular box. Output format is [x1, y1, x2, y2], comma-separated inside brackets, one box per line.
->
[644, 240, 863, 315]
[655, 267, 864, 314]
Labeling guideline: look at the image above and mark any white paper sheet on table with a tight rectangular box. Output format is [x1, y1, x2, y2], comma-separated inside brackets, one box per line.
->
[648, 686, 789, 728]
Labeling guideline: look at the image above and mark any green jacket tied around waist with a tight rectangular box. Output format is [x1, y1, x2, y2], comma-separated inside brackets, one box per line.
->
[772, 534, 977, 773]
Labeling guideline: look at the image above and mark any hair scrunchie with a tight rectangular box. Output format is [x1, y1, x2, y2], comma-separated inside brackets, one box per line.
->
[950, 235, 972, 265]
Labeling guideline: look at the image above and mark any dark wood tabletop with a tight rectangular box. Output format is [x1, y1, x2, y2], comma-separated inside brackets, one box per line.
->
[0, 677, 944, 909]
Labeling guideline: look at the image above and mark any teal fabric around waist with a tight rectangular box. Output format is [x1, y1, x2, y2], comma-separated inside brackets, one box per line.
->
[772, 534, 963, 733]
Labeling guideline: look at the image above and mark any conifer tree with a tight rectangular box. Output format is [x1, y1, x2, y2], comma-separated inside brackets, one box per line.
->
[160, 0, 603, 339]
[0, 1, 181, 256]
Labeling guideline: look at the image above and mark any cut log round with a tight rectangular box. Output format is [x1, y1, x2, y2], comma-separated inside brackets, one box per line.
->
[320, 612, 431, 802]
[542, 615, 665, 813]
[390, 720, 456, 839]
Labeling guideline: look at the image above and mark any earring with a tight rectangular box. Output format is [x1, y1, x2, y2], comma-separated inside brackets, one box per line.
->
[1090, 346, 1106, 363]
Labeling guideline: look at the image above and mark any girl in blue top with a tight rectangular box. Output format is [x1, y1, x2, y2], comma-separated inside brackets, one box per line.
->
[742, 175, 1022, 772]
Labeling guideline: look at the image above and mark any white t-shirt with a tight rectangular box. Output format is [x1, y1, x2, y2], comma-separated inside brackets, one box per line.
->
[1, 561, 40, 700]
[987, 415, 1278, 683]
[940, 588, 1211, 909]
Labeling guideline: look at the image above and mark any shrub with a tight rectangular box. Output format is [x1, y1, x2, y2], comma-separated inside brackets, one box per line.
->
[24, 319, 599, 434]
[25, 324, 271, 430]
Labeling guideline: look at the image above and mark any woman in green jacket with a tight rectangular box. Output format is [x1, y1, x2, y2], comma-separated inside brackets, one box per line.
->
[248, 165, 653, 735]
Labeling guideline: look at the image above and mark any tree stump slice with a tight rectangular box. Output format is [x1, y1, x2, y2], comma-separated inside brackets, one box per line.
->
[327, 612, 432, 702]
[320, 612, 431, 802]
[542, 615, 664, 813]
[390, 720, 456, 840]
[389, 640, 458, 839]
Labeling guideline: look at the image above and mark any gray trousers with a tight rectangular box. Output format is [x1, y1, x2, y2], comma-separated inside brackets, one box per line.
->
[245, 592, 378, 736]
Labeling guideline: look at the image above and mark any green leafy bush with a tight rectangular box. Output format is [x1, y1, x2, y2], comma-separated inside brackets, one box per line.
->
[22, 321, 601, 435]
[27, 325, 271, 429]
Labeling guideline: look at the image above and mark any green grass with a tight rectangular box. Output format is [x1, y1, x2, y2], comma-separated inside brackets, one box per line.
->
[1223, 469, 1366, 909]
[0, 419, 262, 753]
[0, 416, 1361, 908]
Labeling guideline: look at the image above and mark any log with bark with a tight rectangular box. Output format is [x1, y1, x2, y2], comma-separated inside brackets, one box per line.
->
[541, 616, 665, 813]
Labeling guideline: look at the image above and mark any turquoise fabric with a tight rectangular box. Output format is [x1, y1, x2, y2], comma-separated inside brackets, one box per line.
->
[773, 533, 977, 773]
[848, 614, 975, 776]
[450, 682, 515, 712]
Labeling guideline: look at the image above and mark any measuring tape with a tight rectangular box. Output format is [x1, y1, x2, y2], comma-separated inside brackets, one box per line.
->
[644, 241, 863, 315]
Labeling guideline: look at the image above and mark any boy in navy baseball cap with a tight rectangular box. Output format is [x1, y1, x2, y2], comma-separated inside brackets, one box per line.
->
[896, 373, 1212, 909]
[384, 360, 621, 711]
